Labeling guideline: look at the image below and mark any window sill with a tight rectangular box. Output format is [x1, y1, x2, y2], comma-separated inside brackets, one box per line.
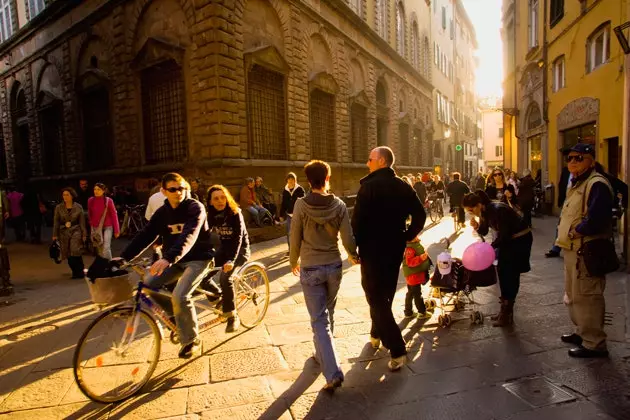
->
[525, 46, 540, 60]
[586, 60, 610, 74]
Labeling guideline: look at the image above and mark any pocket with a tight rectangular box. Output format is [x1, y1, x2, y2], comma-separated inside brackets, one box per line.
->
[577, 257, 605, 295]
[300, 267, 325, 287]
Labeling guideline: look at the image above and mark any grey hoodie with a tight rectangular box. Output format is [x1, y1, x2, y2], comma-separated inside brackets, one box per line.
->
[289, 192, 358, 269]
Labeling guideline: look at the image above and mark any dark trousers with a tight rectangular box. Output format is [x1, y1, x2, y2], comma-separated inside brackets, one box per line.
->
[9, 216, 26, 241]
[404, 284, 425, 315]
[522, 207, 533, 227]
[26, 216, 42, 243]
[68, 256, 85, 278]
[201, 252, 248, 313]
[263, 202, 277, 219]
[496, 233, 532, 301]
[497, 263, 521, 300]
[361, 251, 406, 358]
[454, 206, 465, 224]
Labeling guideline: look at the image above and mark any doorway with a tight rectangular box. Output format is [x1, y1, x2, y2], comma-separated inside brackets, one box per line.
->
[606, 137, 620, 178]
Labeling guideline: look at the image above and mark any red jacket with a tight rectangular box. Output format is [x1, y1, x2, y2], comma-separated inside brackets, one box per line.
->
[404, 247, 429, 286]
[88, 196, 120, 236]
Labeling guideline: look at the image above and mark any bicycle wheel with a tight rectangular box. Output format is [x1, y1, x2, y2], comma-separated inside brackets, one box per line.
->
[429, 203, 438, 223]
[73, 306, 161, 403]
[235, 263, 270, 328]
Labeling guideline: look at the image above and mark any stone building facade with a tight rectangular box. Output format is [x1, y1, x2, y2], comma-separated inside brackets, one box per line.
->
[0, 0, 434, 198]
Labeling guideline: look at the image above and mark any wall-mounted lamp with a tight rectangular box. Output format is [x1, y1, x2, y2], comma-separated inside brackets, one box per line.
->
[444, 128, 451, 139]
[614, 22, 630, 55]
[537, 59, 544, 68]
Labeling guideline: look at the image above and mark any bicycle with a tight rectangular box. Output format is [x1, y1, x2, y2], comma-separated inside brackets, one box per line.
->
[72, 258, 270, 403]
[451, 206, 463, 233]
[119, 205, 147, 238]
[427, 192, 444, 223]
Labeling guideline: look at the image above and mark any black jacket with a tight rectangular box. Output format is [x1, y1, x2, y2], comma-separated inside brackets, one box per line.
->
[413, 181, 427, 203]
[518, 175, 536, 210]
[477, 201, 529, 249]
[351, 167, 426, 254]
[208, 207, 251, 265]
[280, 185, 305, 217]
[485, 184, 508, 201]
[446, 180, 470, 208]
[122, 198, 214, 264]
[557, 167, 571, 207]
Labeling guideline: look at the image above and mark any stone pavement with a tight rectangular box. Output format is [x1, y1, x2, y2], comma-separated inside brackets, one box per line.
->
[0, 216, 628, 420]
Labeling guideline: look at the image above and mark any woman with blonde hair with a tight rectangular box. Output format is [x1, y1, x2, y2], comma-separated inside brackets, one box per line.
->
[204, 185, 251, 333]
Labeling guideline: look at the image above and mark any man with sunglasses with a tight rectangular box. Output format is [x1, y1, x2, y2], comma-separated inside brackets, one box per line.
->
[119, 172, 214, 359]
[556, 143, 613, 358]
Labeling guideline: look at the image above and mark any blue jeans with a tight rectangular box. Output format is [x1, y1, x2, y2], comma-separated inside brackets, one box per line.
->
[97, 226, 113, 260]
[285, 215, 292, 250]
[300, 262, 344, 383]
[247, 205, 269, 227]
[145, 260, 212, 345]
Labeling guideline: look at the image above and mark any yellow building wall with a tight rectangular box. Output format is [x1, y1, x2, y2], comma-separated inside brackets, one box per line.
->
[546, 0, 626, 195]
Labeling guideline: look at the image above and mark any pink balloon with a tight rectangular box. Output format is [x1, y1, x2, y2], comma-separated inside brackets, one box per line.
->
[462, 242, 496, 271]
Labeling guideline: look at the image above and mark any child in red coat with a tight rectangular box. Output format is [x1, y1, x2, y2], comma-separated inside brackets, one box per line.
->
[402, 237, 431, 319]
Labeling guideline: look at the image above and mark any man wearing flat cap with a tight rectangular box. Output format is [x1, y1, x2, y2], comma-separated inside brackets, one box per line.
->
[556, 143, 613, 358]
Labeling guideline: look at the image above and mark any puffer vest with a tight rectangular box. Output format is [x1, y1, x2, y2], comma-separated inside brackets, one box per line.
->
[555, 171, 612, 250]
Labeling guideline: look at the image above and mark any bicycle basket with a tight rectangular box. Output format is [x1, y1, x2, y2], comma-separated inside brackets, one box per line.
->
[85, 273, 133, 305]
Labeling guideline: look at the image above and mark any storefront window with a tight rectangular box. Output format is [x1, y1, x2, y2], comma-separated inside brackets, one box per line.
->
[562, 122, 596, 149]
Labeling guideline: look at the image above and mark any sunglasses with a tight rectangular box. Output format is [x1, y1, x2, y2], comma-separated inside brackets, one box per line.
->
[565, 155, 585, 163]
[493, 173, 503, 177]
[165, 186, 187, 193]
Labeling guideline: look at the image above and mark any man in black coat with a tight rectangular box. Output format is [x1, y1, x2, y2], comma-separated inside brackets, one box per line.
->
[518, 169, 537, 227]
[446, 172, 470, 227]
[352, 146, 426, 372]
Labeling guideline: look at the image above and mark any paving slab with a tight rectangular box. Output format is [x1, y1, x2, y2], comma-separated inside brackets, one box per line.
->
[209, 347, 288, 381]
[499, 400, 618, 420]
[108, 388, 188, 419]
[198, 399, 292, 420]
[186, 377, 273, 413]
[0, 368, 74, 413]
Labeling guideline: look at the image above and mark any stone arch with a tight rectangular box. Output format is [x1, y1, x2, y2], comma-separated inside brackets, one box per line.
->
[349, 58, 366, 96]
[76, 35, 113, 80]
[131, 0, 193, 54]
[308, 32, 335, 79]
[35, 63, 63, 101]
[243, 0, 286, 53]
[376, 76, 388, 107]
[10, 82, 31, 179]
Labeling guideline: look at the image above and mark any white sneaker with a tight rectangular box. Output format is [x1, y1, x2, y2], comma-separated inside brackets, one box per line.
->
[370, 337, 381, 349]
[388, 355, 407, 371]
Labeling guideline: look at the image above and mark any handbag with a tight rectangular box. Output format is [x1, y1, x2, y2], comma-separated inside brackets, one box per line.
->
[577, 176, 619, 277]
[91, 198, 109, 247]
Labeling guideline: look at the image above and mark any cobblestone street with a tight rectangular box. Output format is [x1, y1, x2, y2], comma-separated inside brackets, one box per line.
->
[0, 215, 628, 420]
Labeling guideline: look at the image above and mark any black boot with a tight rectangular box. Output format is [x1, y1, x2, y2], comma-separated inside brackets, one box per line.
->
[493, 299, 514, 327]
[491, 297, 504, 321]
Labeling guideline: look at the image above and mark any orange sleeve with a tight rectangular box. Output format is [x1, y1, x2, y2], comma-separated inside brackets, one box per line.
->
[405, 248, 428, 268]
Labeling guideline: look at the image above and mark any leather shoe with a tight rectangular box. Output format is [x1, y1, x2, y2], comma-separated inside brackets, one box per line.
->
[545, 250, 560, 258]
[568, 346, 609, 358]
[560, 333, 582, 345]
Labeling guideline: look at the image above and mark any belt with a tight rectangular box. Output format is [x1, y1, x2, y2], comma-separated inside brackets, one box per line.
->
[511, 228, 531, 239]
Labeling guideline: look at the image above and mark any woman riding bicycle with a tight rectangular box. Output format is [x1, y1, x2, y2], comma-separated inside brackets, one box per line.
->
[203, 185, 251, 333]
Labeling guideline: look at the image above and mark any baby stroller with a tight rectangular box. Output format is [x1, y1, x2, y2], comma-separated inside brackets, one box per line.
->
[426, 240, 498, 327]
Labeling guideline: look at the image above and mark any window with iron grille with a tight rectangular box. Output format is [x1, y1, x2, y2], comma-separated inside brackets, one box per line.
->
[247, 64, 287, 160]
[39, 101, 64, 175]
[351, 103, 368, 163]
[0, 124, 6, 179]
[309, 89, 336, 161]
[398, 123, 409, 165]
[12, 89, 31, 179]
[141, 60, 188, 165]
[81, 85, 114, 170]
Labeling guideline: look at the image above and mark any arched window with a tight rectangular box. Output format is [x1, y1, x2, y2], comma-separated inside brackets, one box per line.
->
[376, 0, 388, 40]
[411, 21, 419, 69]
[396, 2, 406, 56]
[11, 85, 31, 179]
[310, 88, 336, 161]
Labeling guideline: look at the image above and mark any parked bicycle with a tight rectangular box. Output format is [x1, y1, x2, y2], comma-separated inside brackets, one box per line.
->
[119, 205, 147, 238]
[72, 257, 270, 403]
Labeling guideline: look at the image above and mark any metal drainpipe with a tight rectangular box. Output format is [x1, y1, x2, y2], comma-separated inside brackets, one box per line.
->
[542, 0, 549, 185]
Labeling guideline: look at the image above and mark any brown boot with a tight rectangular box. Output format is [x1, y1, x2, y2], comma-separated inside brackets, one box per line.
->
[490, 297, 504, 321]
[493, 299, 514, 327]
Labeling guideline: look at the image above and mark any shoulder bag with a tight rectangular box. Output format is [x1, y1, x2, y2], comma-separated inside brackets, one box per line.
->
[91, 199, 109, 248]
[577, 176, 619, 277]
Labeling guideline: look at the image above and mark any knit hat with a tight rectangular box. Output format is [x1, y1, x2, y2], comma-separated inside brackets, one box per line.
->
[437, 252, 452, 275]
